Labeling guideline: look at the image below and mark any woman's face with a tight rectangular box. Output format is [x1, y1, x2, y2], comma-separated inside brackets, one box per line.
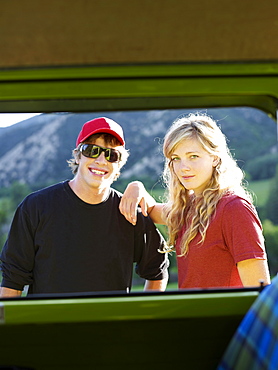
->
[170, 137, 218, 196]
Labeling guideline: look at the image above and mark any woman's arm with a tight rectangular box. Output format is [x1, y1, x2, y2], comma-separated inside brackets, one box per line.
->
[119, 181, 166, 225]
[237, 258, 271, 287]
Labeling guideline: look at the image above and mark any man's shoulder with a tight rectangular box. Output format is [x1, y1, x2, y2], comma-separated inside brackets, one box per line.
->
[109, 188, 149, 225]
[110, 187, 122, 198]
[107, 188, 123, 205]
[23, 181, 67, 206]
[30, 181, 65, 196]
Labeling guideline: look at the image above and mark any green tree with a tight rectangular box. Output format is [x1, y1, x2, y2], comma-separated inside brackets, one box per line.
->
[263, 219, 278, 276]
[0, 198, 12, 250]
[244, 153, 278, 181]
[0, 182, 31, 251]
[10, 181, 31, 210]
[265, 166, 278, 225]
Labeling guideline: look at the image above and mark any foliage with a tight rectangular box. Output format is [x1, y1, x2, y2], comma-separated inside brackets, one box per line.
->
[9, 182, 31, 210]
[248, 179, 272, 208]
[0, 182, 32, 251]
[244, 153, 278, 181]
[0, 198, 11, 247]
[263, 220, 278, 276]
[208, 107, 277, 164]
[264, 167, 278, 225]
[115, 175, 165, 195]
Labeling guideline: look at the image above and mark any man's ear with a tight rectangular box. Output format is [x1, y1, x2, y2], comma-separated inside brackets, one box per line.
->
[74, 149, 81, 164]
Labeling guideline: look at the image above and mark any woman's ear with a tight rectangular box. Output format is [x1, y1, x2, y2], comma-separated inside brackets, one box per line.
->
[213, 156, 220, 167]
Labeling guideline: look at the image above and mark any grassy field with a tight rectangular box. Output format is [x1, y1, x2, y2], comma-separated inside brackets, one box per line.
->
[248, 178, 272, 207]
[148, 177, 273, 208]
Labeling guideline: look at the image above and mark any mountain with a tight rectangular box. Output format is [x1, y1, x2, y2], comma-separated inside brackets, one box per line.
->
[0, 108, 276, 190]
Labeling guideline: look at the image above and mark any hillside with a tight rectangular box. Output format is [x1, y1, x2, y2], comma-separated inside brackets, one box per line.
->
[0, 108, 276, 190]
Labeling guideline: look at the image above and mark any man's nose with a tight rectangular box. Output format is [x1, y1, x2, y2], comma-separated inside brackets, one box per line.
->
[95, 152, 107, 164]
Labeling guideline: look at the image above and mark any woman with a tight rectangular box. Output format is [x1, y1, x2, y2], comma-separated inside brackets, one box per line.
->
[120, 113, 270, 288]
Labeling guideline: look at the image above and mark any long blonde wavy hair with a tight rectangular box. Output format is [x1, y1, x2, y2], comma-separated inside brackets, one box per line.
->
[162, 113, 252, 256]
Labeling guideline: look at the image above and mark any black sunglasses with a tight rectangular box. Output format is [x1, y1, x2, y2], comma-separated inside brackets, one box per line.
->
[80, 144, 121, 163]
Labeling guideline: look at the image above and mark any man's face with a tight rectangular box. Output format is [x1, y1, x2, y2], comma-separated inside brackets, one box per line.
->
[76, 137, 122, 192]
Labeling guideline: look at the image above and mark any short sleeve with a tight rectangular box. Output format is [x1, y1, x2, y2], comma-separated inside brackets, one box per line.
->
[0, 200, 36, 290]
[134, 212, 169, 281]
[221, 197, 266, 264]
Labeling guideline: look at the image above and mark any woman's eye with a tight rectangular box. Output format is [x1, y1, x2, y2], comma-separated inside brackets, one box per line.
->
[190, 155, 198, 159]
[171, 156, 180, 161]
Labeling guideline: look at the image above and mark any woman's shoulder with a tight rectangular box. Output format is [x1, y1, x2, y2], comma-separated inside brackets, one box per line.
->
[218, 192, 254, 210]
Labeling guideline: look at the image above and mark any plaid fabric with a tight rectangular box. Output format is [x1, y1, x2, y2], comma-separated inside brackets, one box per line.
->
[218, 276, 278, 370]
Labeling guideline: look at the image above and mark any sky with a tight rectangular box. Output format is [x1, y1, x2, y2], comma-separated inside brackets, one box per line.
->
[0, 113, 41, 128]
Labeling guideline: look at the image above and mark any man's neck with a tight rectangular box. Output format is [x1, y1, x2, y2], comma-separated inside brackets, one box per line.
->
[68, 179, 110, 204]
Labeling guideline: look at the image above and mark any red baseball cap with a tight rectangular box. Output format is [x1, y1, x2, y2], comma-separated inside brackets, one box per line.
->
[76, 117, 125, 147]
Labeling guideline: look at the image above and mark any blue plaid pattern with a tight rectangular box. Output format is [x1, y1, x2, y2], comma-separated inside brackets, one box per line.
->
[218, 276, 278, 370]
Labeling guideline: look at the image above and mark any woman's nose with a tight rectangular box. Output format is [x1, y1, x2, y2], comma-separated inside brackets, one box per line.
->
[180, 159, 191, 171]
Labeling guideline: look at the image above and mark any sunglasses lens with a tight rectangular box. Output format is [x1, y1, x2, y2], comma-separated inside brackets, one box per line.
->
[91, 146, 101, 157]
[81, 144, 99, 158]
[81, 144, 120, 162]
[106, 149, 120, 162]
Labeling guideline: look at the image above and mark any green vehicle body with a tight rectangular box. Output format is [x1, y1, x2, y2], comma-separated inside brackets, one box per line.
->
[0, 1, 277, 368]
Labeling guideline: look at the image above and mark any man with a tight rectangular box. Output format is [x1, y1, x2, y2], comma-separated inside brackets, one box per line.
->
[0, 117, 168, 297]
